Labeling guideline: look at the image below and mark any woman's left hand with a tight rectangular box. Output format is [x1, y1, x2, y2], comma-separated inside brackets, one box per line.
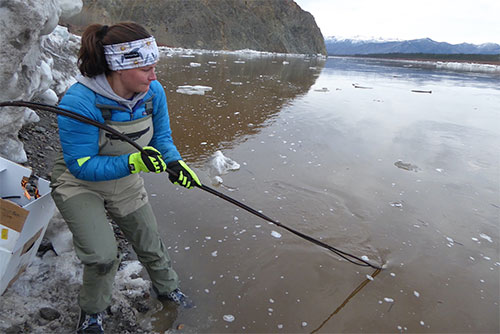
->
[166, 160, 201, 189]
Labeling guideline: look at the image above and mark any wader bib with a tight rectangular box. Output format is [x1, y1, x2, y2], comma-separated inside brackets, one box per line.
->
[51, 101, 179, 313]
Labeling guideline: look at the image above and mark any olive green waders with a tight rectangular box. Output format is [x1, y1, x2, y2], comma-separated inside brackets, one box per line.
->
[51, 111, 179, 314]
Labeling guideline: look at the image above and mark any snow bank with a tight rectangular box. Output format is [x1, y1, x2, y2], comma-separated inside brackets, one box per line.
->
[0, 0, 81, 162]
[160, 46, 326, 60]
[435, 61, 500, 73]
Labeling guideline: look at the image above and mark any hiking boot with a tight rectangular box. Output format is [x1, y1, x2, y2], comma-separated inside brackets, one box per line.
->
[159, 288, 194, 308]
[77, 309, 104, 334]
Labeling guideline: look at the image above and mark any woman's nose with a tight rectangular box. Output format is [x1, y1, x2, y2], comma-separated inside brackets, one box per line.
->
[149, 69, 157, 81]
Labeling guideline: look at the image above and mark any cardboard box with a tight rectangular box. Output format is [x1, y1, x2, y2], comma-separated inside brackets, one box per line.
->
[0, 156, 55, 295]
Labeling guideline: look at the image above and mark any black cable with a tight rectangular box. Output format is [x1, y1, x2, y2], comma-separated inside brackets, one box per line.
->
[0, 100, 382, 269]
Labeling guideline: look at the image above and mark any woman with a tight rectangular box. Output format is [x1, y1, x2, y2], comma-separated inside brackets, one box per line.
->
[50, 22, 200, 334]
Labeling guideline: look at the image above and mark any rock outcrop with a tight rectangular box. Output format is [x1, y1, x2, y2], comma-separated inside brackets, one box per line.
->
[62, 0, 326, 55]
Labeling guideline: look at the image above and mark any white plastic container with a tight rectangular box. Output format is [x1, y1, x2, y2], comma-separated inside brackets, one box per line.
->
[0, 157, 55, 295]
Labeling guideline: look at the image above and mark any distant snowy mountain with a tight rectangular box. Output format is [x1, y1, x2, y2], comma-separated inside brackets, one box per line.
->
[325, 37, 500, 55]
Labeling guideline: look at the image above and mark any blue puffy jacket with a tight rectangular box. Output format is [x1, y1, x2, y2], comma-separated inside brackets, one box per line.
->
[57, 80, 182, 181]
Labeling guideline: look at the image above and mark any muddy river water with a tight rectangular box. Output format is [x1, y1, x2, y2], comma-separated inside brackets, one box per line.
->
[141, 52, 499, 333]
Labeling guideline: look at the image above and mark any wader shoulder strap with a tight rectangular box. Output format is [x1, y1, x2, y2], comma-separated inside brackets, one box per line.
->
[96, 103, 129, 120]
[144, 99, 154, 115]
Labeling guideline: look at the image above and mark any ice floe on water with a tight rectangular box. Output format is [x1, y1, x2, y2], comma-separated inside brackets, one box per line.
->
[176, 85, 213, 95]
[205, 150, 241, 185]
[390, 201, 403, 208]
[271, 231, 282, 239]
[479, 233, 493, 243]
[223, 314, 235, 322]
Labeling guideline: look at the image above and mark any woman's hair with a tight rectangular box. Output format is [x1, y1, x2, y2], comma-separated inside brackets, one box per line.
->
[78, 22, 152, 77]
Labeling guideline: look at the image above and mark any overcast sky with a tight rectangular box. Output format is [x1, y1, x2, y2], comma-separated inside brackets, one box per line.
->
[294, 0, 500, 45]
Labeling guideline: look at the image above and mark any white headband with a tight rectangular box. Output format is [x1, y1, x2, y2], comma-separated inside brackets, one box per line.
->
[103, 36, 159, 71]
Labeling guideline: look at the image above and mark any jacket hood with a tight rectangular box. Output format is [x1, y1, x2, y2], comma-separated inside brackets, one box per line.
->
[76, 74, 148, 110]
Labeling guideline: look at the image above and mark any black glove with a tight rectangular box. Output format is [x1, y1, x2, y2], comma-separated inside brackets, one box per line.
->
[167, 160, 201, 189]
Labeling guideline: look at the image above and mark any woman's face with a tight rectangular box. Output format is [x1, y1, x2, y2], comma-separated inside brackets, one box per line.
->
[117, 64, 157, 97]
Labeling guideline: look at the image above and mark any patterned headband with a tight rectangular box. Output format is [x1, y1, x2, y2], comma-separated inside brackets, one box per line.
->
[103, 36, 159, 71]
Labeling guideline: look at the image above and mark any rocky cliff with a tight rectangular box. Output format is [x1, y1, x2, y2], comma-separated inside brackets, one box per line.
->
[62, 0, 326, 55]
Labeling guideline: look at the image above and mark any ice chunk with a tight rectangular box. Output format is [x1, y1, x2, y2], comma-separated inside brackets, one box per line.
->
[479, 233, 493, 243]
[223, 314, 235, 322]
[176, 85, 213, 95]
[271, 231, 282, 239]
[206, 151, 241, 185]
[36, 88, 58, 105]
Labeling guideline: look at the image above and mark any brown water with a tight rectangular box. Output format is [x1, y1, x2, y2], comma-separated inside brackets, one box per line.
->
[142, 53, 499, 333]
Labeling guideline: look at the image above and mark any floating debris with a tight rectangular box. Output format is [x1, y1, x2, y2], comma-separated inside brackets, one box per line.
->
[411, 89, 432, 93]
[352, 83, 373, 89]
[394, 160, 420, 172]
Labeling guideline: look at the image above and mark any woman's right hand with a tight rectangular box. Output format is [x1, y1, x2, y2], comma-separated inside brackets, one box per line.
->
[128, 146, 166, 174]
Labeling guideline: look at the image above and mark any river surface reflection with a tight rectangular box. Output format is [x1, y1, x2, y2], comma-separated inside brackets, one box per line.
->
[142, 54, 499, 333]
